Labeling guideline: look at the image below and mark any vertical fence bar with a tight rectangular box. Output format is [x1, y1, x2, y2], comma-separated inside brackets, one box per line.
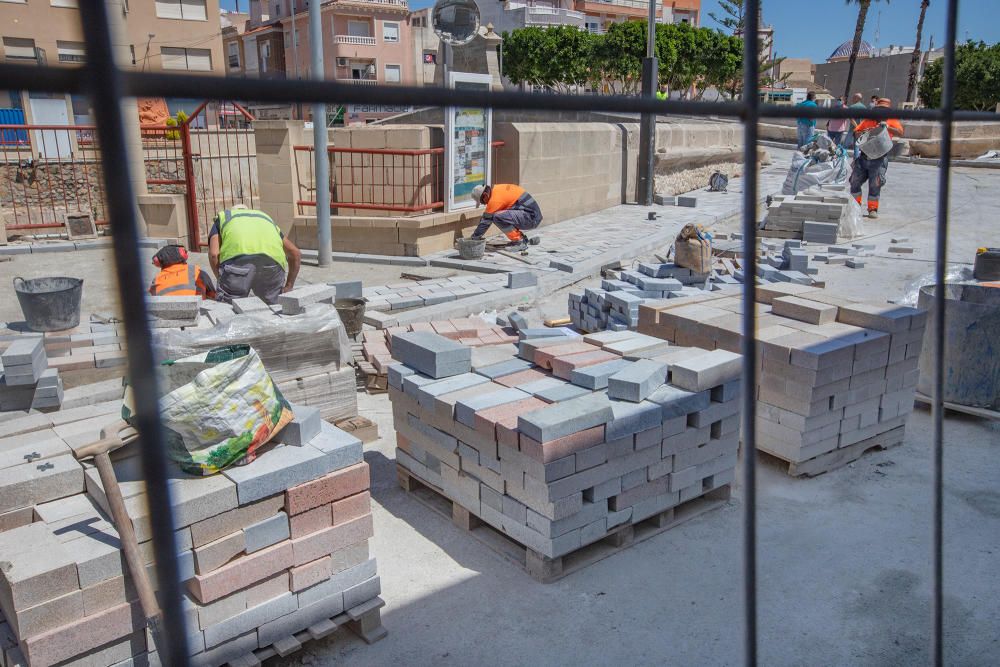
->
[180, 121, 200, 248]
[76, 3, 189, 664]
[741, 0, 760, 665]
[932, 1, 959, 665]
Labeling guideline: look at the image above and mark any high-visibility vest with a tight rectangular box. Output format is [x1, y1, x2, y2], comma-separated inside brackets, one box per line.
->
[484, 184, 542, 221]
[215, 208, 288, 270]
[149, 263, 207, 297]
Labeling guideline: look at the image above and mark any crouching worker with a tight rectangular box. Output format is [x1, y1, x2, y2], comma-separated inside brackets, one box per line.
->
[148, 244, 216, 300]
[208, 206, 301, 304]
[470, 183, 543, 251]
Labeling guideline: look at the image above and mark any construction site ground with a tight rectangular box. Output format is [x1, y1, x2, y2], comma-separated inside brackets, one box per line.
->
[2, 150, 997, 666]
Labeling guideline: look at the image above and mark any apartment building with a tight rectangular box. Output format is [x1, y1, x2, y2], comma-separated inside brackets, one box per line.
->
[577, 0, 700, 35]
[0, 0, 225, 75]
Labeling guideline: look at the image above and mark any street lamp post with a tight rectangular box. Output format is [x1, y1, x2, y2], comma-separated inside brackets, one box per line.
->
[637, 0, 659, 206]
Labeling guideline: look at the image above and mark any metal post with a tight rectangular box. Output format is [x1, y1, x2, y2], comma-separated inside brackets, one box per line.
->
[291, 2, 302, 120]
[77, 2, 189, 665]
[741, 0, 761, 665]
[310, 0, 331, 266]
[932, 3, 959, 664]
[637, 0, 658, 205]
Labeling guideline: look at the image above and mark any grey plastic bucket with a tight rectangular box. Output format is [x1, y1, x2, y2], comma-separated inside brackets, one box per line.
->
[334, 298, 365, 337]
[13, 276, 83, 332]
[857, 124, 893, 159]
[456, 237, 486, 260]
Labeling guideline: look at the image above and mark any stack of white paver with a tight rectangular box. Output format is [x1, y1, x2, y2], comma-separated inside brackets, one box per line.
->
[0, 337, 64, 412]
[763, 184, 855, 239]
[638, 284, 927, 473]
[0, 410, 384, 666]
[388, 330, 740, 570]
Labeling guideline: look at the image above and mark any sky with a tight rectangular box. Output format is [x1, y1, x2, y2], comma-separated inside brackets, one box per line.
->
[220, 0, 1000, 63]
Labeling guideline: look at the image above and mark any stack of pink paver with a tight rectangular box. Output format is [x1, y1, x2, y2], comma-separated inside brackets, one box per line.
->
[0, 421, 384, 666]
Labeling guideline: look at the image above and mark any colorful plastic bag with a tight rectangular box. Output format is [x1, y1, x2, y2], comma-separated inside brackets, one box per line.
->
[123, 344, 293, 475]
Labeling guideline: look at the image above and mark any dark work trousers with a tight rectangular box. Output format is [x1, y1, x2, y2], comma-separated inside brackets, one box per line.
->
[217, 255, 286, 304]
[474, 207, 541, 241]
[849, 154, 889, 206]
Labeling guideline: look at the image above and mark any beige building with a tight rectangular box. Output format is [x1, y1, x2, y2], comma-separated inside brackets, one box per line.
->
[0, 0, 225, 77]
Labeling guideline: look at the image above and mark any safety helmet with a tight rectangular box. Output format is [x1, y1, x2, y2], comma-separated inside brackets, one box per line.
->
[471, 184, 486, 206]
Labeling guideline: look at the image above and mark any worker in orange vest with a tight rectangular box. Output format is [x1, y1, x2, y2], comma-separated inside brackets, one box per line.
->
[470, 183, 543, 250]
[850, 98, 904, 219]
[148, 245, 216, 300]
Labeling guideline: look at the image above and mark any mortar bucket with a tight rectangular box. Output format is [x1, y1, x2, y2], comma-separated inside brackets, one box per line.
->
[13, 276, 83, 332]
[857, 124, 893, 159]
[456, 237, 486, 260]
[334, 298, 365, 337]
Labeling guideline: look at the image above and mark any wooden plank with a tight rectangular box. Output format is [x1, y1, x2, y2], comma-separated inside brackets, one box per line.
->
[544, 317, 572, 327]
[397, 463, 730, 583]
[913, 393, 1000, 421]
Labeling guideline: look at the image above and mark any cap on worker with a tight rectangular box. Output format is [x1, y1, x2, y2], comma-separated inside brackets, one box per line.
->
[876, 98, 892, 108]
[471, 184, 485, 207]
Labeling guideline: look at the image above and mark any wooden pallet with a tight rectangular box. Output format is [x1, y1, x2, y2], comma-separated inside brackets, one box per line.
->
[228, 597, 387, 666]
[397, 464, 731, 584]
[760, 425, 906, 478]
[913, 393, 1000, 421]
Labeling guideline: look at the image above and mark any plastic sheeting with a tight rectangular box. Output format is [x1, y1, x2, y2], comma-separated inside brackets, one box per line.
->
[896, 266, 975, 307]
[782, 140, 850, 195]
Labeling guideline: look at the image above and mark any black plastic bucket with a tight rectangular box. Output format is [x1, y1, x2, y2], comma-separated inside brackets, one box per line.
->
[973, 247, 1000, 281]
[334, 298, 365, 337]
[13, 276, 84, 332]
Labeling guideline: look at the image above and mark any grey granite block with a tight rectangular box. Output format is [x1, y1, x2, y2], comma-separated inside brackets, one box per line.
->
[607, 359, 669, 402]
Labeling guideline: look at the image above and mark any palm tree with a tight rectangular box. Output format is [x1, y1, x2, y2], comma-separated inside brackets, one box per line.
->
[843, 0, 889, 99]
[906, 0, 930, 103]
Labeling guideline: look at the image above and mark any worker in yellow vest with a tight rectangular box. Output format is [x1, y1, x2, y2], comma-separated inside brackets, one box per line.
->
[208, 206, 301, 304]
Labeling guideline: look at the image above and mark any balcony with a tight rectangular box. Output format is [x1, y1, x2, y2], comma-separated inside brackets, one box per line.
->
[507, 5, 586, 28]
[574, 0, 662, 19]
[334, 35, 377, 46]
[337, 0, 408, 7]
[336, 78, 378, 85]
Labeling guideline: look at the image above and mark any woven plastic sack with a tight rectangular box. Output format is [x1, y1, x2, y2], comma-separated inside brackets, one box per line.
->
[782, 149, 849, 195]
[123, 344, 293, 475]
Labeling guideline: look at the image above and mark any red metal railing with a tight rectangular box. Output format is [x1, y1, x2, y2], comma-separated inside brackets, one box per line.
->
[294, 140, 505, 215]
[0, 102, 257, 246]
[0, 123, 110, 231]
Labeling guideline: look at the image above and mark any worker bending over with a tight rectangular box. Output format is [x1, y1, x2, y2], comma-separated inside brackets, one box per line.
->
[470, 184, 542, 250]
[208, 206, 301, 304]
[850, 98, 904, 219]
[148, 244, 216, 300]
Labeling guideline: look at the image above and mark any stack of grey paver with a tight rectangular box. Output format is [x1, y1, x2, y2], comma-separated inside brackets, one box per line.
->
[362, 274, 511, 313]
[388, 331, 740, 564]
[0, 337, 63, 412]
[763, 185, 854, 238]
[146, 295, 201, 328]
[569, 263, 739, 334]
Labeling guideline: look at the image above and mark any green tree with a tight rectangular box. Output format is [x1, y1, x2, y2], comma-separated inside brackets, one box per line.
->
[918, 40, 1000, 111]
[709, 0, 748, 32]
[906, 0, 930, 104]
[592, 21, 647, 94]
[843, 0, 890, 99]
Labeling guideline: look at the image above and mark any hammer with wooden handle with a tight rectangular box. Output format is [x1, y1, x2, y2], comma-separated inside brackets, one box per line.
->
[74, 420, 166, 656]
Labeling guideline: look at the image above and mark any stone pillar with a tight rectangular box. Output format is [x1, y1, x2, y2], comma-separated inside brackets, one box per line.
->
[255, 120, 309, 235]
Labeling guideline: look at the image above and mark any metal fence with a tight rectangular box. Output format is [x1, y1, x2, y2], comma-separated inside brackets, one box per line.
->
[292, 140, 504, 215]
[0, 0, 984, 663]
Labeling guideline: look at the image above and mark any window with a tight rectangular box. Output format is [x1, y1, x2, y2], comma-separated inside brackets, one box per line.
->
[57, 41, 86, 64]
[155, 0, 208, 21]
[260, 42, 270, 73]
[50, 0, 79, 7]
[382, 22, 399, 43]
[384, 64, 401, 84]
[228, 42, 240, 68]
[3, 37, 37, 62]
[347, 20, 371, 38]
[161, 46, 213, 72]
[411, 16, 425, 28]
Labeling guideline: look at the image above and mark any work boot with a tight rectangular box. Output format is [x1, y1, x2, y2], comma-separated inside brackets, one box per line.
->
[868, 209, 879, 219]
[507, 238, 528, 251]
